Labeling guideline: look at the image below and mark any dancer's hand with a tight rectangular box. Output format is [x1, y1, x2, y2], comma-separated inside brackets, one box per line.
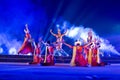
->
[50, 29, 52, 32]
[24, 24, 29, 33]
[24, 29, 27, 33]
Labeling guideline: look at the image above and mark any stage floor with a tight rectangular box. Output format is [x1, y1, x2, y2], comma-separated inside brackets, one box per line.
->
[0, 63, 120, 80]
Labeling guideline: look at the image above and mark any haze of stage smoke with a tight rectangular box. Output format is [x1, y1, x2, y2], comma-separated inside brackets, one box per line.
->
[0, 33, 22, 55]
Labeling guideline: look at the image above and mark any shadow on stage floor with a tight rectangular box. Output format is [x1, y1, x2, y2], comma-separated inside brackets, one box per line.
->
[0, 63, 120, 80]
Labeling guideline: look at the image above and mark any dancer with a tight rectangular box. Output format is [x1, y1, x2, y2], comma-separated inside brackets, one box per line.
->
[91, 38, 101, 66]
[32, 42, 43, 64]
[85, 29, 94, 66]
[50, 28, 69, 56]
[86, 37, 105, 66]
[18, 24, 34, 55]
[41, 41, 54, 66]
[63, 40, 92, 66]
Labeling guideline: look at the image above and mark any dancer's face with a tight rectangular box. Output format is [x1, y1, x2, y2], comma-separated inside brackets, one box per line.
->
[58, 30, 61, 34]
[26, 34, 31, 39]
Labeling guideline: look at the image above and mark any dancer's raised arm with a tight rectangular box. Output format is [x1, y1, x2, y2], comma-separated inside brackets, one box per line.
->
[62, 29, 67, 36]
[24, 24, 30, 33]
[50, 29, 57, 37]
[63, 42, 73, 48]
[84, 41, 93, 48]
[24, 24, 31, 39]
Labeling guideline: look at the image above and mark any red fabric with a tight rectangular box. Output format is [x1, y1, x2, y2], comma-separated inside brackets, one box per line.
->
[35, 47, 41, 55]
[44, 46, 54, 65]
[18, 33, 33, 54]
[84, 48, 89, 63]
[46, 55, 54, 65]
[91, 48, 98, 66]
[19, 42, 33, 54]
[75, 46, 87, 66]
[48, 46, 54, 55]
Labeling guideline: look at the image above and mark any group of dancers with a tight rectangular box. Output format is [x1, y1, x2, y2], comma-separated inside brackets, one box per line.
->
[18, 24, 105, 67]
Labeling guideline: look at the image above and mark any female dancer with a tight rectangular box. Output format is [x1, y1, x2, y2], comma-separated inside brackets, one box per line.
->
[63, 40, 92, 66]
[41, 41, 54, 66]
[32, 42, 43, 64]
[18, 24, 34, 55]
[50, 28, 69, 56]
[91, 39, 101, 66]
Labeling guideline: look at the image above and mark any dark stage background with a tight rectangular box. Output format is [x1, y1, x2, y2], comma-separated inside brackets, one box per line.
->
[0, 0, 120, 56]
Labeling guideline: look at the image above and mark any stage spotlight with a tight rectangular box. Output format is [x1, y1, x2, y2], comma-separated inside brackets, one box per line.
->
[56, 24, 60, 28]
[9, 47, 17, 55]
